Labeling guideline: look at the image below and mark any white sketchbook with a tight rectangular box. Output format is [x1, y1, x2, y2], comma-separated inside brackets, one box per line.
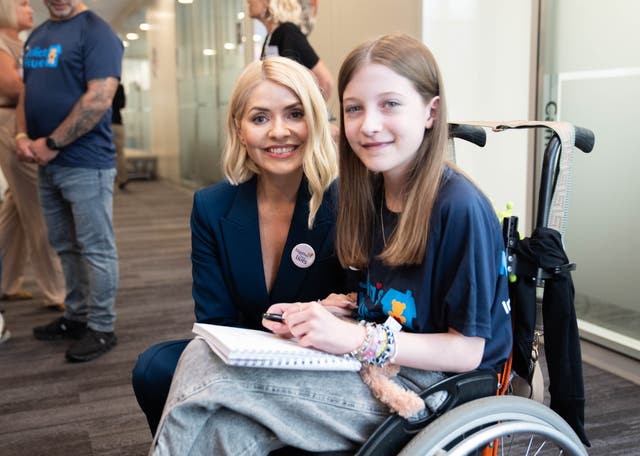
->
[192, 323, 361, 371]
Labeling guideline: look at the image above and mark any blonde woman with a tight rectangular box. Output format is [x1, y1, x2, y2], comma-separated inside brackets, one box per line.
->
[133, 56, 347, 435]
[248, 0, 334, 99]
[0, 0, 65, 309]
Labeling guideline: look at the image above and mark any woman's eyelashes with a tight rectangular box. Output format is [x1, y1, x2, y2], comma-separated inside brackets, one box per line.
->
[289, 109, 305, 120]
[251, 113, 269, 125]
[249, 109, 305, 125]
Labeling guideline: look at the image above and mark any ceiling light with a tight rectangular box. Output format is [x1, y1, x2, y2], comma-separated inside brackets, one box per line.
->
[202, 49, 216, 56]
[139, 23, 150, 31]
[223, 43, 236, 50]
[237, 12, 245, 20]
[178, 0, 193, 4]
[123, 41, 130, 48]
[126, 32, 139, 41]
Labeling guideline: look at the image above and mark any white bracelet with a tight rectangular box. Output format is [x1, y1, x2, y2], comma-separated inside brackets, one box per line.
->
[389, 337, 399, 364]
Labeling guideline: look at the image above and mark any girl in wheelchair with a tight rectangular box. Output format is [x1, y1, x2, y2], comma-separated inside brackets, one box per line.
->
[151, 33, 512, 455]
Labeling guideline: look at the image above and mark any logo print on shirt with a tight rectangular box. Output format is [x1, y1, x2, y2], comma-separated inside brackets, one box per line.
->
[499, 250, 508, 276]
[502, 298, 511, 315]
[47, 45, 62, 66]
[23, 45, 62, 69]
[357, 280, 417, 330]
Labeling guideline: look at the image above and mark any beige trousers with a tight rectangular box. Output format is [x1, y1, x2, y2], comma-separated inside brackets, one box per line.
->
[0, 108, 66, 304]
[113, 123, 127, 186]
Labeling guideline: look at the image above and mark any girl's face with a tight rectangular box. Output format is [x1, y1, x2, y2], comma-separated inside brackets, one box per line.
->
[246, 0, 268, 19]
[342, 63, 439, 183]
[237, 80, 308, 180]
[16, 0, 33, 31]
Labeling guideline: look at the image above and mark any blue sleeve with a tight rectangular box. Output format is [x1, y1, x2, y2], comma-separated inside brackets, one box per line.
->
[437, 184, 506, 340]
[83, 15, 123, 81]
[190, 191, 239, 326]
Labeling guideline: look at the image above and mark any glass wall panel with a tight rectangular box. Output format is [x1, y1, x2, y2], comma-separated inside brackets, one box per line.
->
[538, 0, 640, 358]
[176, 0, 246, 186]
[118, 9, 152, 153]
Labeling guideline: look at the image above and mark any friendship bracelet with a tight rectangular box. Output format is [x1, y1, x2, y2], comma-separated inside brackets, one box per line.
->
[350, 322, 396, 366]
[350, 321, 374, 361]
[389, 336, 399, 364]
[375, 325, 395, 366]
[15, 132, 28, 141]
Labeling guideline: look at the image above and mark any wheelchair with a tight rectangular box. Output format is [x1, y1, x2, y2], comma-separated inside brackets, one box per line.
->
[276, 121, 594, 456]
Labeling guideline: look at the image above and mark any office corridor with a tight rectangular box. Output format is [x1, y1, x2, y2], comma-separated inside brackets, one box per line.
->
[0, 179, 638, 455]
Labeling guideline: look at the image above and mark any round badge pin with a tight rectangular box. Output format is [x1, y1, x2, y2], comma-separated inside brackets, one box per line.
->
[291, 243, 315, 269]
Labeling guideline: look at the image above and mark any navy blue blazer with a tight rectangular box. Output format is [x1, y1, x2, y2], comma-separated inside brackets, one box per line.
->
[191, 176, 346, 330]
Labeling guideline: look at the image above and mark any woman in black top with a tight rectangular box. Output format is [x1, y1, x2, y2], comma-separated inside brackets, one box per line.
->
[248, 0, 334, 100]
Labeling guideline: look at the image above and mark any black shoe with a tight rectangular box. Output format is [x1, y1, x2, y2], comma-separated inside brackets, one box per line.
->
[118, 180, 129, 190]
[65, 328, 117, 362]
[33, 317, 86, 341]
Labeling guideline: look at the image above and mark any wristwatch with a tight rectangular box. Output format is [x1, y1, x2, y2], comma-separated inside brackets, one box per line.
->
[46, 136, 60, 150]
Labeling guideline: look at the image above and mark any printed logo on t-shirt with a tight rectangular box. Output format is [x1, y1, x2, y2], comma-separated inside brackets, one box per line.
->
[357, 279, 418, 330]
[500, 250, 508, 276]
[23, 45, 62, 69]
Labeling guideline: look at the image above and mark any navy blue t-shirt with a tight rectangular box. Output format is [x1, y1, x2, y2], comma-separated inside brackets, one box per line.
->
[23, 11, 123, 169]
[355, 167, 512, 371]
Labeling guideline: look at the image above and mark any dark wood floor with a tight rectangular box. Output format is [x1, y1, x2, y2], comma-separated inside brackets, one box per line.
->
[0, 179, 638, 455]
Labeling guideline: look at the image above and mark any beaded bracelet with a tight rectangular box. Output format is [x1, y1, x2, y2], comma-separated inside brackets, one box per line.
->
[349, 321, 375, 362]
[350, 322, 396, 366]
[374, 324, 395, 366]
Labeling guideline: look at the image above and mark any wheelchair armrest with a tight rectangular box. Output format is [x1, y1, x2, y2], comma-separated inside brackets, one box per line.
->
[355, 370, 498, 456]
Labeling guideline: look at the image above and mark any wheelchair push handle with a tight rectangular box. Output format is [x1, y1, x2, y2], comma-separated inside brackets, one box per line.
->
[574, 125, 595, 153]
[449, 123, 487, 147]
[537, 124, 595, 230]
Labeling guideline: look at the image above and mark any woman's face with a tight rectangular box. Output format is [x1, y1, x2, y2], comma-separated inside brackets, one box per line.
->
[246, 0, 269, 20]
[237, 80, 308, 180]
[15, 0, 34, 31]
[342, 63, 438, 184]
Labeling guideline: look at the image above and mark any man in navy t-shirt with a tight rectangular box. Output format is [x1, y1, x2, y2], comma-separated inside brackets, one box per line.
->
[15, 0, 123, 362]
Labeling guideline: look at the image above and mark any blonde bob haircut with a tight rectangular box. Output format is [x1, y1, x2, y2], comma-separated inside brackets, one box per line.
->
[266, 0, 302, 26]
[223, 56, 337, 228]
[336, 33, 449, 268]
[0, 0, 18, 29]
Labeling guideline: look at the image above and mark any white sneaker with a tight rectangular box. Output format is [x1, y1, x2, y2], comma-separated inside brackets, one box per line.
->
[0, 312, 10, 344]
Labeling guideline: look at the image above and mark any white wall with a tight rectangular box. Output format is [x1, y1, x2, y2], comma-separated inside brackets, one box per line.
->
[146, 0, 181, 184]
[423, 0, 535, 230]
[308, 0, 423, 117]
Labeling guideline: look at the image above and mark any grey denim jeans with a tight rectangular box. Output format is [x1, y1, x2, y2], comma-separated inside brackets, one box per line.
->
[151, 338, 445, 455]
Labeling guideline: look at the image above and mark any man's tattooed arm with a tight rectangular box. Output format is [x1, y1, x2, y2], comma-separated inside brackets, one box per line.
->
[50, 76, 119, 147]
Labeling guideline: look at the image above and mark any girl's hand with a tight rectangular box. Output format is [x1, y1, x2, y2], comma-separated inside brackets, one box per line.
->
[319, 292, 357, 317]
[282, 300, 365, 355]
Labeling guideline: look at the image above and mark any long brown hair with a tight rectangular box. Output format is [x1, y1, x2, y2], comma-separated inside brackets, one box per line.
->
[336, 33, 449, 268]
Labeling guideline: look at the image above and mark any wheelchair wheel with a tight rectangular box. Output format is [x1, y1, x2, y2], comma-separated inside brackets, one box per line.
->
[398, 395, 587, 456]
